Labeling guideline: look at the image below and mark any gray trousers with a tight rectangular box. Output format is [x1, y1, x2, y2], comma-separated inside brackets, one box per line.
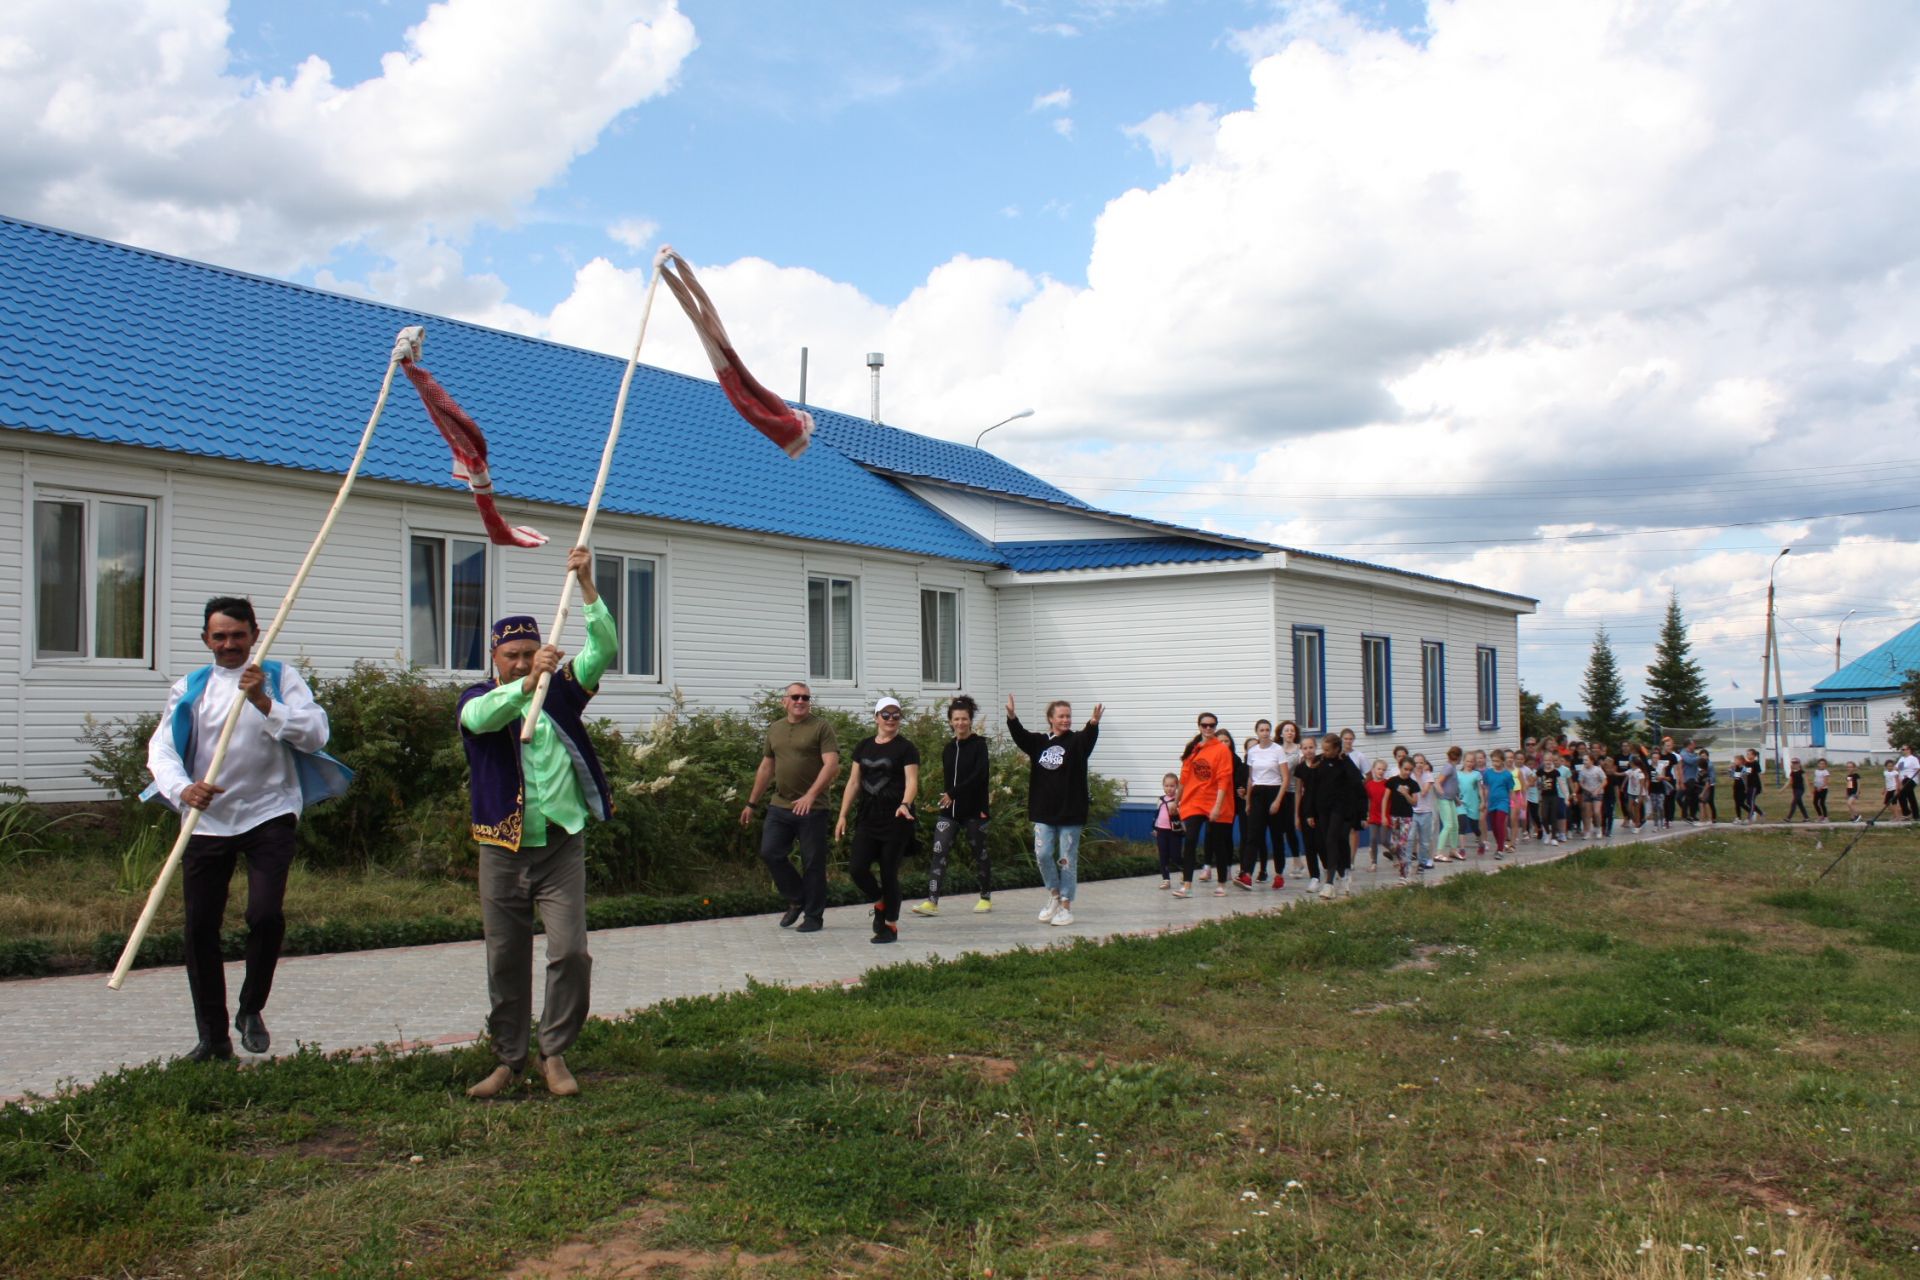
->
[478, 830, 591, 1071]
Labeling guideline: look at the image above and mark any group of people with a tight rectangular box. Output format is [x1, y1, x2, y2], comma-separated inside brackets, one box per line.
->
[1148, 721, 1920, 901]
[135, 570, 1920, 1100]
[145, 553, 1107, 1097]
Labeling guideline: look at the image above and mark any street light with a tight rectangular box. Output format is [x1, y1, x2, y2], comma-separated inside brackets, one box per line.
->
[1762, 547, 1790, 784]
[973, 408, 1034, 449]
[1835, 608, 1857, 673]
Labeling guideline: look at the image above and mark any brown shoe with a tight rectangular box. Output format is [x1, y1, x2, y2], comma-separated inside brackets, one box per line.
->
[540, 1054, 580, 1097]
[465, 1065, 516, 1099]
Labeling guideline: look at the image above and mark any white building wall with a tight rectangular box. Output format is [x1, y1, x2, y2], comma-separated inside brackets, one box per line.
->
[4, 438, 1002, 800]
[1776, 693, 1906, 762]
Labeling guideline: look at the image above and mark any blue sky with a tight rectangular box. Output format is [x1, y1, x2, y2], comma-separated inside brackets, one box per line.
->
[5, 0, 1917, 711]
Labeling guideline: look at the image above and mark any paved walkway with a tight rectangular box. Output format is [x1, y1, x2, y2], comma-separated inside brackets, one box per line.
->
[1, 825, 1722, 1101]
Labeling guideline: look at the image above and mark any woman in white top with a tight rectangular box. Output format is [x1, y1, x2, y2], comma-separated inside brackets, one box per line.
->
[1240, 720, 1289, 889]
[1276, 719, 1305, 878]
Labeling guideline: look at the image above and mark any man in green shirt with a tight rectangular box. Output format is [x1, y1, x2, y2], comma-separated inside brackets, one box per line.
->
[457, 547, 616, 1099]
[739, 681, 840, 931]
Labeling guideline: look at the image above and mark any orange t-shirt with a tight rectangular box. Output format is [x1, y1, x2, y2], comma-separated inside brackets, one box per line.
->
[1179, 738, 1237, 821]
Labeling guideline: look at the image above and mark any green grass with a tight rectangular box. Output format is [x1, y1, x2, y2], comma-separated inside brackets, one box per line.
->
[3, 828, 1917, 1279]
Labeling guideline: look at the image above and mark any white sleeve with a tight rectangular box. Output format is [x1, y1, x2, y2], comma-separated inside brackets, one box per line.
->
[146, 679, 193, 804]
[265, 664, 331, 752]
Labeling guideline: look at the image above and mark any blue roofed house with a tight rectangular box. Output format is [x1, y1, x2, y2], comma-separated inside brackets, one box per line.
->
[0, 217, 1535, 832]
[1771, 619, 1920, 763]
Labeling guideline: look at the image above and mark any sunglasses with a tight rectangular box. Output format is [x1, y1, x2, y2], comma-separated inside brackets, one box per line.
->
[878, 711, 902, 721]
[1199, 721, 1218, 730]
[787, 693, 812, 702]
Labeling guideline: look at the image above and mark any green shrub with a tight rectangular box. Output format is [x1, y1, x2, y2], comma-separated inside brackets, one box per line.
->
[0, 938, 53, 978]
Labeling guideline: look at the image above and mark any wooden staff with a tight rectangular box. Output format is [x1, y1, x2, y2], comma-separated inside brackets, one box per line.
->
[521, 253, 665, 740]
[109, 327, 424, 990]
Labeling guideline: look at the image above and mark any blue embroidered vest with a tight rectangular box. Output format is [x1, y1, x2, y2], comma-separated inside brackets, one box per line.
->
[457, 663, 611, 852]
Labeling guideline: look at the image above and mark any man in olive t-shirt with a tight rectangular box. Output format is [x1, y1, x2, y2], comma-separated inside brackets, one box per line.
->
[739, 681, 841, 931]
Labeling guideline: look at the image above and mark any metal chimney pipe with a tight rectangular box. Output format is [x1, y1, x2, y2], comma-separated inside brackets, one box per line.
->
[866, 351, 885, 423]
[798, 346, 808, 406]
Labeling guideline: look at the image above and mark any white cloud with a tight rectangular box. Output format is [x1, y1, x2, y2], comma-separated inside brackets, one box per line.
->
[1051, 115, 1076, 138]
[1031, 86, 1072, 111]
[0, 0, 697, 274]
[606, 217, 659, 252]
[1124, 102, 1218, 168]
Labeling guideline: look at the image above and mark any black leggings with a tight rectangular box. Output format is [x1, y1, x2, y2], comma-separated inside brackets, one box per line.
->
[1154, 827, 1181, 879]
[848, 818, 911, 931]
[927, 815, 991, 901]
[1812, 789, 1828, 819]
[1299, 818, 1324, 880]
[1700, 785, 1716, 821]
[1323, 813, 1355, 878]
[1241, 785, 1282, 875]
[1787, 790, 1809, 821]
[1274, 793, 1302, 861]
[1181, 815, 1235, 882]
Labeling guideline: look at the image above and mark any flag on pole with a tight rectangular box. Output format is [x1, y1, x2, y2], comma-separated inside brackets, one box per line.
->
[399, 360, 548, 548]
[656, 248, 814, 459]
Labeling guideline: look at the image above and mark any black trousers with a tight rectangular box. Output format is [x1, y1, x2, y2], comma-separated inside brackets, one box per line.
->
[1322, 812, 1356, 877]
[181, 813, 298, 1049]
[1300, 817, 1324, 880]
[1181, 815, 1235, 881]
[848, 816, 912, 931]
[760, 805, 830, 923]
[1241, 785, 1282, 875]
[1898, 779, 1917, 819]
[1274, 793, 1302, 862]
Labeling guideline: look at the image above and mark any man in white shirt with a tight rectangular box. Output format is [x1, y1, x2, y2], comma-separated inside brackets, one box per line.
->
[147, 597, 344, 1062]
[1898, 745, 1920, 820]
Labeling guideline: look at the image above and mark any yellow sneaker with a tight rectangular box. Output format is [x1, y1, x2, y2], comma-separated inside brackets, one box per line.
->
[973, 897, 993, 913]
[911, 899, 939, 917]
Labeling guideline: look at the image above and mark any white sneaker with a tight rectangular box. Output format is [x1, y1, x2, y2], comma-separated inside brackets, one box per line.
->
[1051, 905, 1074, 927]
[1318, 881, 1334, 900]
[1038, 896, 1060, 923]
[1307, 876, 1321, 893]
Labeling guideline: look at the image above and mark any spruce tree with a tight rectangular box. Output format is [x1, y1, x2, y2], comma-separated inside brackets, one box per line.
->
[1642, 592, 1715, 738]
[1578, 627, 1638, 749]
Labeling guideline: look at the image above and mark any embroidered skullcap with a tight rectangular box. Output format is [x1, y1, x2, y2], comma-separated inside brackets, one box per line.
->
[490, 615, 542, 650]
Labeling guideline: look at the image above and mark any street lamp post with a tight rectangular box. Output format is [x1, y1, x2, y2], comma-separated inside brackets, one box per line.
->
[1761, 548, 1790, 785]
[1835, 608, 1856, 673]
[973, 408, 1034, 449]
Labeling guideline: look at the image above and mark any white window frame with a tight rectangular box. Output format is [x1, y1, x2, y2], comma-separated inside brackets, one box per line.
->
[31, 487, 157, 668]
[406, 531, 494, 673]
[1421, 640, 1447, 733]
[919, 586, 962, 688]
[1476, 645, 1499, 730]
[807, 574, 858, 685]
[1831, 702, 1868, 737]
[1361, 634, 1393, 734]
[592, 549, 662, 681]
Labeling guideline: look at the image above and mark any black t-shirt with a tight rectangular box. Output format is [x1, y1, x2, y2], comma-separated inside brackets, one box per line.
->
[1384, 775, 1419, 818]
[852, 735, 921, 829]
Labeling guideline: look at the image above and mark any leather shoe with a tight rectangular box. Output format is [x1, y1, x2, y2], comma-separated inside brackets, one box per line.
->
[540, 1055, 580, 1097]
[795, 917, 823, 933]
[235, 1010, 270, 1055]
[186, 1039, 235, 1063]
[465, 1065, 516, 1099]
[779, 905, 803, 928]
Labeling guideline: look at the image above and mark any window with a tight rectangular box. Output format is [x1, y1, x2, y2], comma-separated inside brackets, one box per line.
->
[807, 575, 856, 682]
[1476, 646, 1499, 729]
[1421, 640, 1447, 732]
[1291, 626, 1325, 735]
[1762, 705, 1809, 737]
[33, 491, 154, 663]
[1361, 635, 1393, 733]
[409, 534, 490, 671]
[593, 552, 659, 678]
[1830, 702, 1868, 737]
[920, 588, 961, 686]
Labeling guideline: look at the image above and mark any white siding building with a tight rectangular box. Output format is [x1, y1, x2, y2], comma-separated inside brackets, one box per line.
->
[0, 217, 1534, 833]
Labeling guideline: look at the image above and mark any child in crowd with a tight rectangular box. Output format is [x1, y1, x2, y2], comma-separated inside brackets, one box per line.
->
[1411, 753, 1437, 872]
[1384, 756, 1421, 877]
[1845, 761, 1860, 821]
[1459, 751, 1486, 856]
[1883, 759, 1899, 812]
[1579, 751, 1607, 838]
[1624, 752, 1647, 831]
[1520, 758, 1540, 843]
[1153, 773, 1180, 890]
[1786, 758, 1809, 822]
[1364, 759, 1390, 871]
[1482, 748, 1514, 858]
[1812, 759, 1830, 822]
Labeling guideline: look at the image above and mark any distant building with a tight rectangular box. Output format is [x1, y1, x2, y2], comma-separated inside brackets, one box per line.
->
[0, 216, 1534, 832]
[1768, 619, 1920, 761]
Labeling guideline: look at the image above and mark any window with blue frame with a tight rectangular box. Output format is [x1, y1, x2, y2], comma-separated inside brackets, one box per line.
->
[1292, 626, 1326, 734]
[1421, 640, 1446, 732]
[1362, 635, 1392, 733]
[1476, 645, 1499, 729]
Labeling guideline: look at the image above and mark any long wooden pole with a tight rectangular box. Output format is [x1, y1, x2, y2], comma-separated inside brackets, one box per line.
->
[521, 263, 664, 740]
[109, 327, 422, 990]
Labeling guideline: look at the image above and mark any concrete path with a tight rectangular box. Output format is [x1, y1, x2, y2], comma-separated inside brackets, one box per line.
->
[0, 822, 1741, 1101]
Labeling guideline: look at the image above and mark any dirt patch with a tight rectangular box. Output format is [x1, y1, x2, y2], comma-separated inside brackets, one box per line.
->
[265, 1127, 377, 1164]
[1350, 1000, 1420, 1016]
[946, 1054, 1019, 1084]
[507, 1240, 803, 1279]
[1717, 1176, 1814, 1221]
[1390, 944, 1475, 972]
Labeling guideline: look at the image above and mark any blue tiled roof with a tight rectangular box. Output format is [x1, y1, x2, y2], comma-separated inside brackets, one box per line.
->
[812, 412, 1093, 508]
[1800, 618, 1920, 697]
[997, 538, 1265, 573]
[0, 217, 998, 564]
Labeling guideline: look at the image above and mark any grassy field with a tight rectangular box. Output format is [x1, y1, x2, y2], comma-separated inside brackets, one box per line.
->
[3, 828, 1916, 1279]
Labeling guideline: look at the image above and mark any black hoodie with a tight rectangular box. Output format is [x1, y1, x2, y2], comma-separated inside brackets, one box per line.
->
[1006, 714, 1099, 825]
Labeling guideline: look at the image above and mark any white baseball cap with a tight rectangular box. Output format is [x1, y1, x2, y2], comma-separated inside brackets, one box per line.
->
[874, 696, 902, 714]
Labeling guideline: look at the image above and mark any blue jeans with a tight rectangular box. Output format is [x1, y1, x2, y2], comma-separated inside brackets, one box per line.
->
[1034, 823, 1082, 901]
[1411, 810, 1436, 866]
